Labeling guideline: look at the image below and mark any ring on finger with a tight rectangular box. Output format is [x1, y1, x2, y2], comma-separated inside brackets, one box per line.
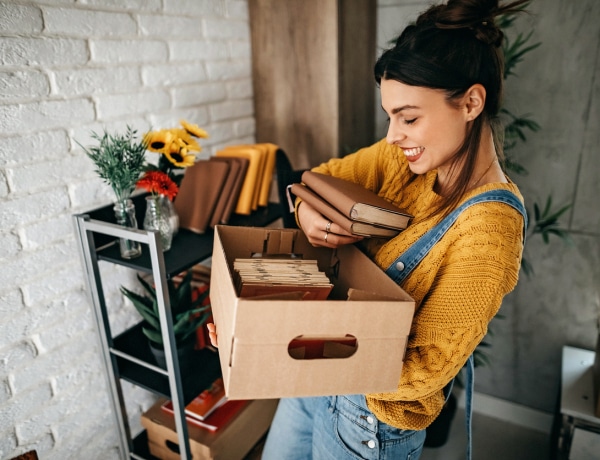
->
[324, 232, 329, 242]
[325, 221, 332, 232]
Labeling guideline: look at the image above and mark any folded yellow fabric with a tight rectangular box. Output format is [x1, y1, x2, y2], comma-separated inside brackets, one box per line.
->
[255, 143, 278, 207]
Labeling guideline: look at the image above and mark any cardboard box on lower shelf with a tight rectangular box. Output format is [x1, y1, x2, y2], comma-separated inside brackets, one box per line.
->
[210, 226, 416, 400]
[141, 397, 278, 460]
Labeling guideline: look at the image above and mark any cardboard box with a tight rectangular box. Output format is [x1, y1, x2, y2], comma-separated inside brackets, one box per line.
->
[141, 397, 278, 460]
[210, 226, 415, 400]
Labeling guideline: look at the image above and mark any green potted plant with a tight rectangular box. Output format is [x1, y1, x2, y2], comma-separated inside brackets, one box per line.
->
[78, 126, 148, 259]
[120, 270, 211, 369]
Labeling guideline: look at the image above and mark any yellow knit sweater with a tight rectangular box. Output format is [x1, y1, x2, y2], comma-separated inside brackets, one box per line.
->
[310, 139, 525, 430]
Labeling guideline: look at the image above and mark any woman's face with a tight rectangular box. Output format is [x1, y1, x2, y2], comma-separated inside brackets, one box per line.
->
[381, 79, 469, 180]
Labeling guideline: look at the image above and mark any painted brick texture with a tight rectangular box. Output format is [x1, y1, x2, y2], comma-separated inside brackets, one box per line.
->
[0, 1, 254, 458]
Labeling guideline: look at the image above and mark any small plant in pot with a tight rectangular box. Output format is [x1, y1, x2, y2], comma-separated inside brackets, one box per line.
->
[120, 270, 211, 370]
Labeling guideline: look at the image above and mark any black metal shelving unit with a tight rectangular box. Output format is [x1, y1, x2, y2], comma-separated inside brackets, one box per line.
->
[73, 194, 280, 459]
[112, 323, 222, 401]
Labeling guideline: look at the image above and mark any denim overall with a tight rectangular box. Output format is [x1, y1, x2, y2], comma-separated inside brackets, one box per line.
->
[385, 189, 528, 459]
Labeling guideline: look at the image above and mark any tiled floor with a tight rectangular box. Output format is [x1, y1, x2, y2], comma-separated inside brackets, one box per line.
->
[421, 407, 552, 460]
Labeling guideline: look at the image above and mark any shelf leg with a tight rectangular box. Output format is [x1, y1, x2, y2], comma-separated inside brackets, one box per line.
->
[73, 215, 133, 459]
[147, 231, 193, 460]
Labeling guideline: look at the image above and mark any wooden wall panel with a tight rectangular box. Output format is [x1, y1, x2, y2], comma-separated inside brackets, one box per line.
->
[249, 0, 376, 169]
[338, 0, 377, 157]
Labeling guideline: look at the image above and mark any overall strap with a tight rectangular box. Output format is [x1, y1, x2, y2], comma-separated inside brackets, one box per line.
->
[385, 189, 527, 285]
[384, 189, 527, 460]
[465, 353, 475, 460]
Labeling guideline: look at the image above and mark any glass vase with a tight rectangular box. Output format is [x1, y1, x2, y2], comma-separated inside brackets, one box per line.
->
[113, 199, 142, 259]
[159, 194, 179, 236]
[144, 196, 173, 251]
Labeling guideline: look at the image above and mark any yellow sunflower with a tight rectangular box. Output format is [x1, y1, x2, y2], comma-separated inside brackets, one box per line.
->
[163, 139, 196, 167]
[144, 121, 207, 170]
[144, 130, 173, 153]
[173, 129, 203, 153]
[180, 119, 209, 139]
[182, 136, 202, 153]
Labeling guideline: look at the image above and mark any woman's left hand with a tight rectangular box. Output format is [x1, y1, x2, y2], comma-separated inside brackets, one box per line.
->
[297, 201, 362, 248]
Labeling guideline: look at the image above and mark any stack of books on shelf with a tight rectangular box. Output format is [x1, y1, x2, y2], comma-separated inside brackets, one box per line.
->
[291, 171, 413, 238]
[233, 258, 333, 300]
[170, 262, 212, 288]
[161, 376, 250, 432]
[174, 143, 279, 234]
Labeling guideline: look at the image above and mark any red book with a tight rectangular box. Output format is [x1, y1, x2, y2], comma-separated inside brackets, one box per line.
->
[184, 377, 227, 420]
[161, 399, 250, 432]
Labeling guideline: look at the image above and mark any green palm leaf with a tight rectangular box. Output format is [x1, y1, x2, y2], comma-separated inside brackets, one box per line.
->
[120, 269, 212, 349]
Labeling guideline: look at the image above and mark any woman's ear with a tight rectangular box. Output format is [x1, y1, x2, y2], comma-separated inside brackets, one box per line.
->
[464, 84, 486, 121]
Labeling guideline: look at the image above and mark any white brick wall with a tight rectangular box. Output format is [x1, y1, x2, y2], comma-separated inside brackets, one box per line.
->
[0, 0, 255, 458]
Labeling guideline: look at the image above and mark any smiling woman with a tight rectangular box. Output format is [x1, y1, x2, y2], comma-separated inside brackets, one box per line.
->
[259, 1, 530, 459]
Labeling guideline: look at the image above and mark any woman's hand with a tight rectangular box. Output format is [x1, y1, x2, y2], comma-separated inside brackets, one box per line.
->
[207, 323, 218, 348]
[297, 201, 362, 248]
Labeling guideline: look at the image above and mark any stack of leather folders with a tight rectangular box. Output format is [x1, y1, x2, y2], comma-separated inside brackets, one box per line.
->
[174, 143, 279, 234]
[290, 171, 413, 238]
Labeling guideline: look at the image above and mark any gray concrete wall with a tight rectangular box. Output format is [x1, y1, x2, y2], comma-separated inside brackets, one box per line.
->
[377, 0, 600, 414]
[479, 0, 600, 413]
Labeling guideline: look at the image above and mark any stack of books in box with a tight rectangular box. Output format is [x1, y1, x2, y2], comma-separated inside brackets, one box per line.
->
[233, 257, 333, 300]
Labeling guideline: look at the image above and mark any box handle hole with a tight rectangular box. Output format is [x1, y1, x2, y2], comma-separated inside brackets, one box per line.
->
[287, 334, 357, 360]
[165, 440, 180, 454]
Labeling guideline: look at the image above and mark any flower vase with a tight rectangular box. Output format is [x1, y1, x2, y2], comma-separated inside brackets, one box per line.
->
[159, 194, 179, 236]
[143, 196, 173, 251]
[113, 199, 142, 259]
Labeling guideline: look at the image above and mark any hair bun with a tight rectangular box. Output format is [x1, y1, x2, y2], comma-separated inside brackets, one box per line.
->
[426, 0, 528, 47]
[471, 20, 503, 46]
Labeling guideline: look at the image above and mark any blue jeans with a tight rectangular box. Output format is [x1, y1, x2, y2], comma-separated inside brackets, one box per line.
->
[261, 395, 426, 460]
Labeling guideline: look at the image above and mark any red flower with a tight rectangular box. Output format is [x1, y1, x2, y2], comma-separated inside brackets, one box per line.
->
[137, 171, 179, 201]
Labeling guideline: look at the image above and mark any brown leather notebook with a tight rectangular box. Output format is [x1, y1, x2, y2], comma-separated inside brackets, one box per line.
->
[209, 156, 249, 227]
[290, 183, 400, 238]
[174, 160, 230, 234]
[216, 146, 265, 215]
[300, 171, 413, 230]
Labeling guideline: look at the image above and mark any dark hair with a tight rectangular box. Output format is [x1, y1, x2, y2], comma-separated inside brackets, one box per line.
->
[375, 0, 529, 217]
